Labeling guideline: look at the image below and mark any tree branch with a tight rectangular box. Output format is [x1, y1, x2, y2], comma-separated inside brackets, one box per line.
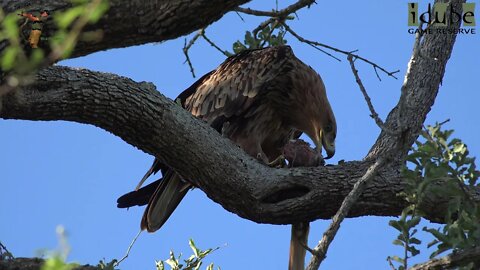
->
[281, 23, 399, 78]
[307, 156, 388, 269]
[367, 0, 466, 160]
[0, 257, 99, 270]
[347, 54, 402, 136]
[235, 0, 315, 18]
[0, 0, 475, 232]
[1, 0, 251, 59]
[1, 60, 477, 226]
[408, 247, 480, 270]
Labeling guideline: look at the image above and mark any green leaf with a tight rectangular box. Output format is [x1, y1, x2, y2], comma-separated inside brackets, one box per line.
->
[389, 220, 402, 232]
[156, 260, 165, 270]
[407, 245, 420, 256]
[189, 239, 200, 258]
[406, 216, 421, 228]
[55, 6, 85, 29]
[2, 14, 20, 40]
[390, 255, 405, 264]
[199, 248, 214, 258]
[1, 46, 19, 71]
[193, 260, 202, 270]
[88, 1, 109, 23]
[40, 256, 77, 270]
[409, 237, 421, 245]
[232, 41, 247, 54]
[30, 49, 45, 66]
[392, 239, 404, 246]
[453, 143, 466, 154]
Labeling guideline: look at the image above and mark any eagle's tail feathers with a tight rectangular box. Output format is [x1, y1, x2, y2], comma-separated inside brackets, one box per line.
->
[117, 179, 160, 208]
[289, 222, 310, 270]
[135, 158, 162, 191]
[141, 171, 189, 232]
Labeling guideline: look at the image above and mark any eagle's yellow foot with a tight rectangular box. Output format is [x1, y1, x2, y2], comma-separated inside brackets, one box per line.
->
[267, 154, 286, 168]
[256, 152, 285, 167]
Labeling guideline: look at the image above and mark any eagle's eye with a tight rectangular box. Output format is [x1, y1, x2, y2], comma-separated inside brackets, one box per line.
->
[324, 124, 333, 133]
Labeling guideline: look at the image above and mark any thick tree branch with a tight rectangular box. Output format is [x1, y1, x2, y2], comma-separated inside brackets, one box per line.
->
[1, 0, 251, 59]
[1, 55, 478, 226]
[0, 257, 99, 270]
[367, 0, 465, 160]
[235, 0, 315, 18]
[0, 0, 476, 230]
[408, 247, 480, 270]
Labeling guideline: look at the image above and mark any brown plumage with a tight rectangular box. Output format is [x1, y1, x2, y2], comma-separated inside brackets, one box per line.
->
[117, 46, 336, 267]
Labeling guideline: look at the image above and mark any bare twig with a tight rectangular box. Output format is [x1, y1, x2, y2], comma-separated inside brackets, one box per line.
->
[183, 28, 231, 77]
[373, 66, 382, 81]
[235, 0, 315, 18]
[0, 242, 14, 259]
[200, 31, 231, 57]
[306, 157, 387, 270]
[347, 54, 401, 136]
[298, 238, 315, 255]
[245, 0, 316, 38]
[408, 247, 480, 270]
[282, 23, 341, 61]
[114, 230, 142, 267]
[283, 23, 399, 79]
[193, 0, 397, 87]
[234, 11, 245, 22]
[234, 7, 279, 17]
[252, 17, 276, 38]
[183, 29, 204, 77]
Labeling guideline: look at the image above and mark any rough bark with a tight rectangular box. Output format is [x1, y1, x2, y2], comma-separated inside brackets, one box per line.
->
[1, 0, 478, 226]
[0, 258, 99, 270]
[1, 0, 250, 58]
[408, 247, 480, 270]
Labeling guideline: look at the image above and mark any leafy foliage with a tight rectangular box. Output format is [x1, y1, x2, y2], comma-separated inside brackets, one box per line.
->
[51, 0, 109, 58]
[0, 0, 108, 90]
[41, 256, 80, 270]
[37, 226, 118, 270]
[387, 208, 422, 270]
[388, 122, 480, 270]
[232, 22, 288, 54]
[156, 239, 220, 270]
[0, 9, 44, 74]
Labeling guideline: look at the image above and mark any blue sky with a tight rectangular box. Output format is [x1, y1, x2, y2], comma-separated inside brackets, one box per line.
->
[1, 1, 479, 269]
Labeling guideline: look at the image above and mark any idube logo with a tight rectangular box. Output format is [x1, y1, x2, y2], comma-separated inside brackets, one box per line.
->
[407, 2, 476, 35]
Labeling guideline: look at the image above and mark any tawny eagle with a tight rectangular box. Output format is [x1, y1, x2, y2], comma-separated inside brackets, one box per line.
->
[117, 46, 336, 266]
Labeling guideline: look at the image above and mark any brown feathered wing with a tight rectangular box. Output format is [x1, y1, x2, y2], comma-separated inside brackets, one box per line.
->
[117, 46, 297, 232]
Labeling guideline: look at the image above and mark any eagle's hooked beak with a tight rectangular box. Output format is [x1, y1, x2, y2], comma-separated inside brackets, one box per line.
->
[316, 129, 335, 160]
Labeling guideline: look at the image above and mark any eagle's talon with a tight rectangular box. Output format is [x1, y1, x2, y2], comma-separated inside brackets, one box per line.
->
[267, 154, 286, 168]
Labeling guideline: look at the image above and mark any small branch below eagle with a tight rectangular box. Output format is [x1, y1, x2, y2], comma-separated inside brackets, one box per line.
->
[306, 156, 388, 270]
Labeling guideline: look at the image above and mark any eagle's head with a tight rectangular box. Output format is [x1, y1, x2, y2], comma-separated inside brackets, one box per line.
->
[289, 64, 336, 160]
